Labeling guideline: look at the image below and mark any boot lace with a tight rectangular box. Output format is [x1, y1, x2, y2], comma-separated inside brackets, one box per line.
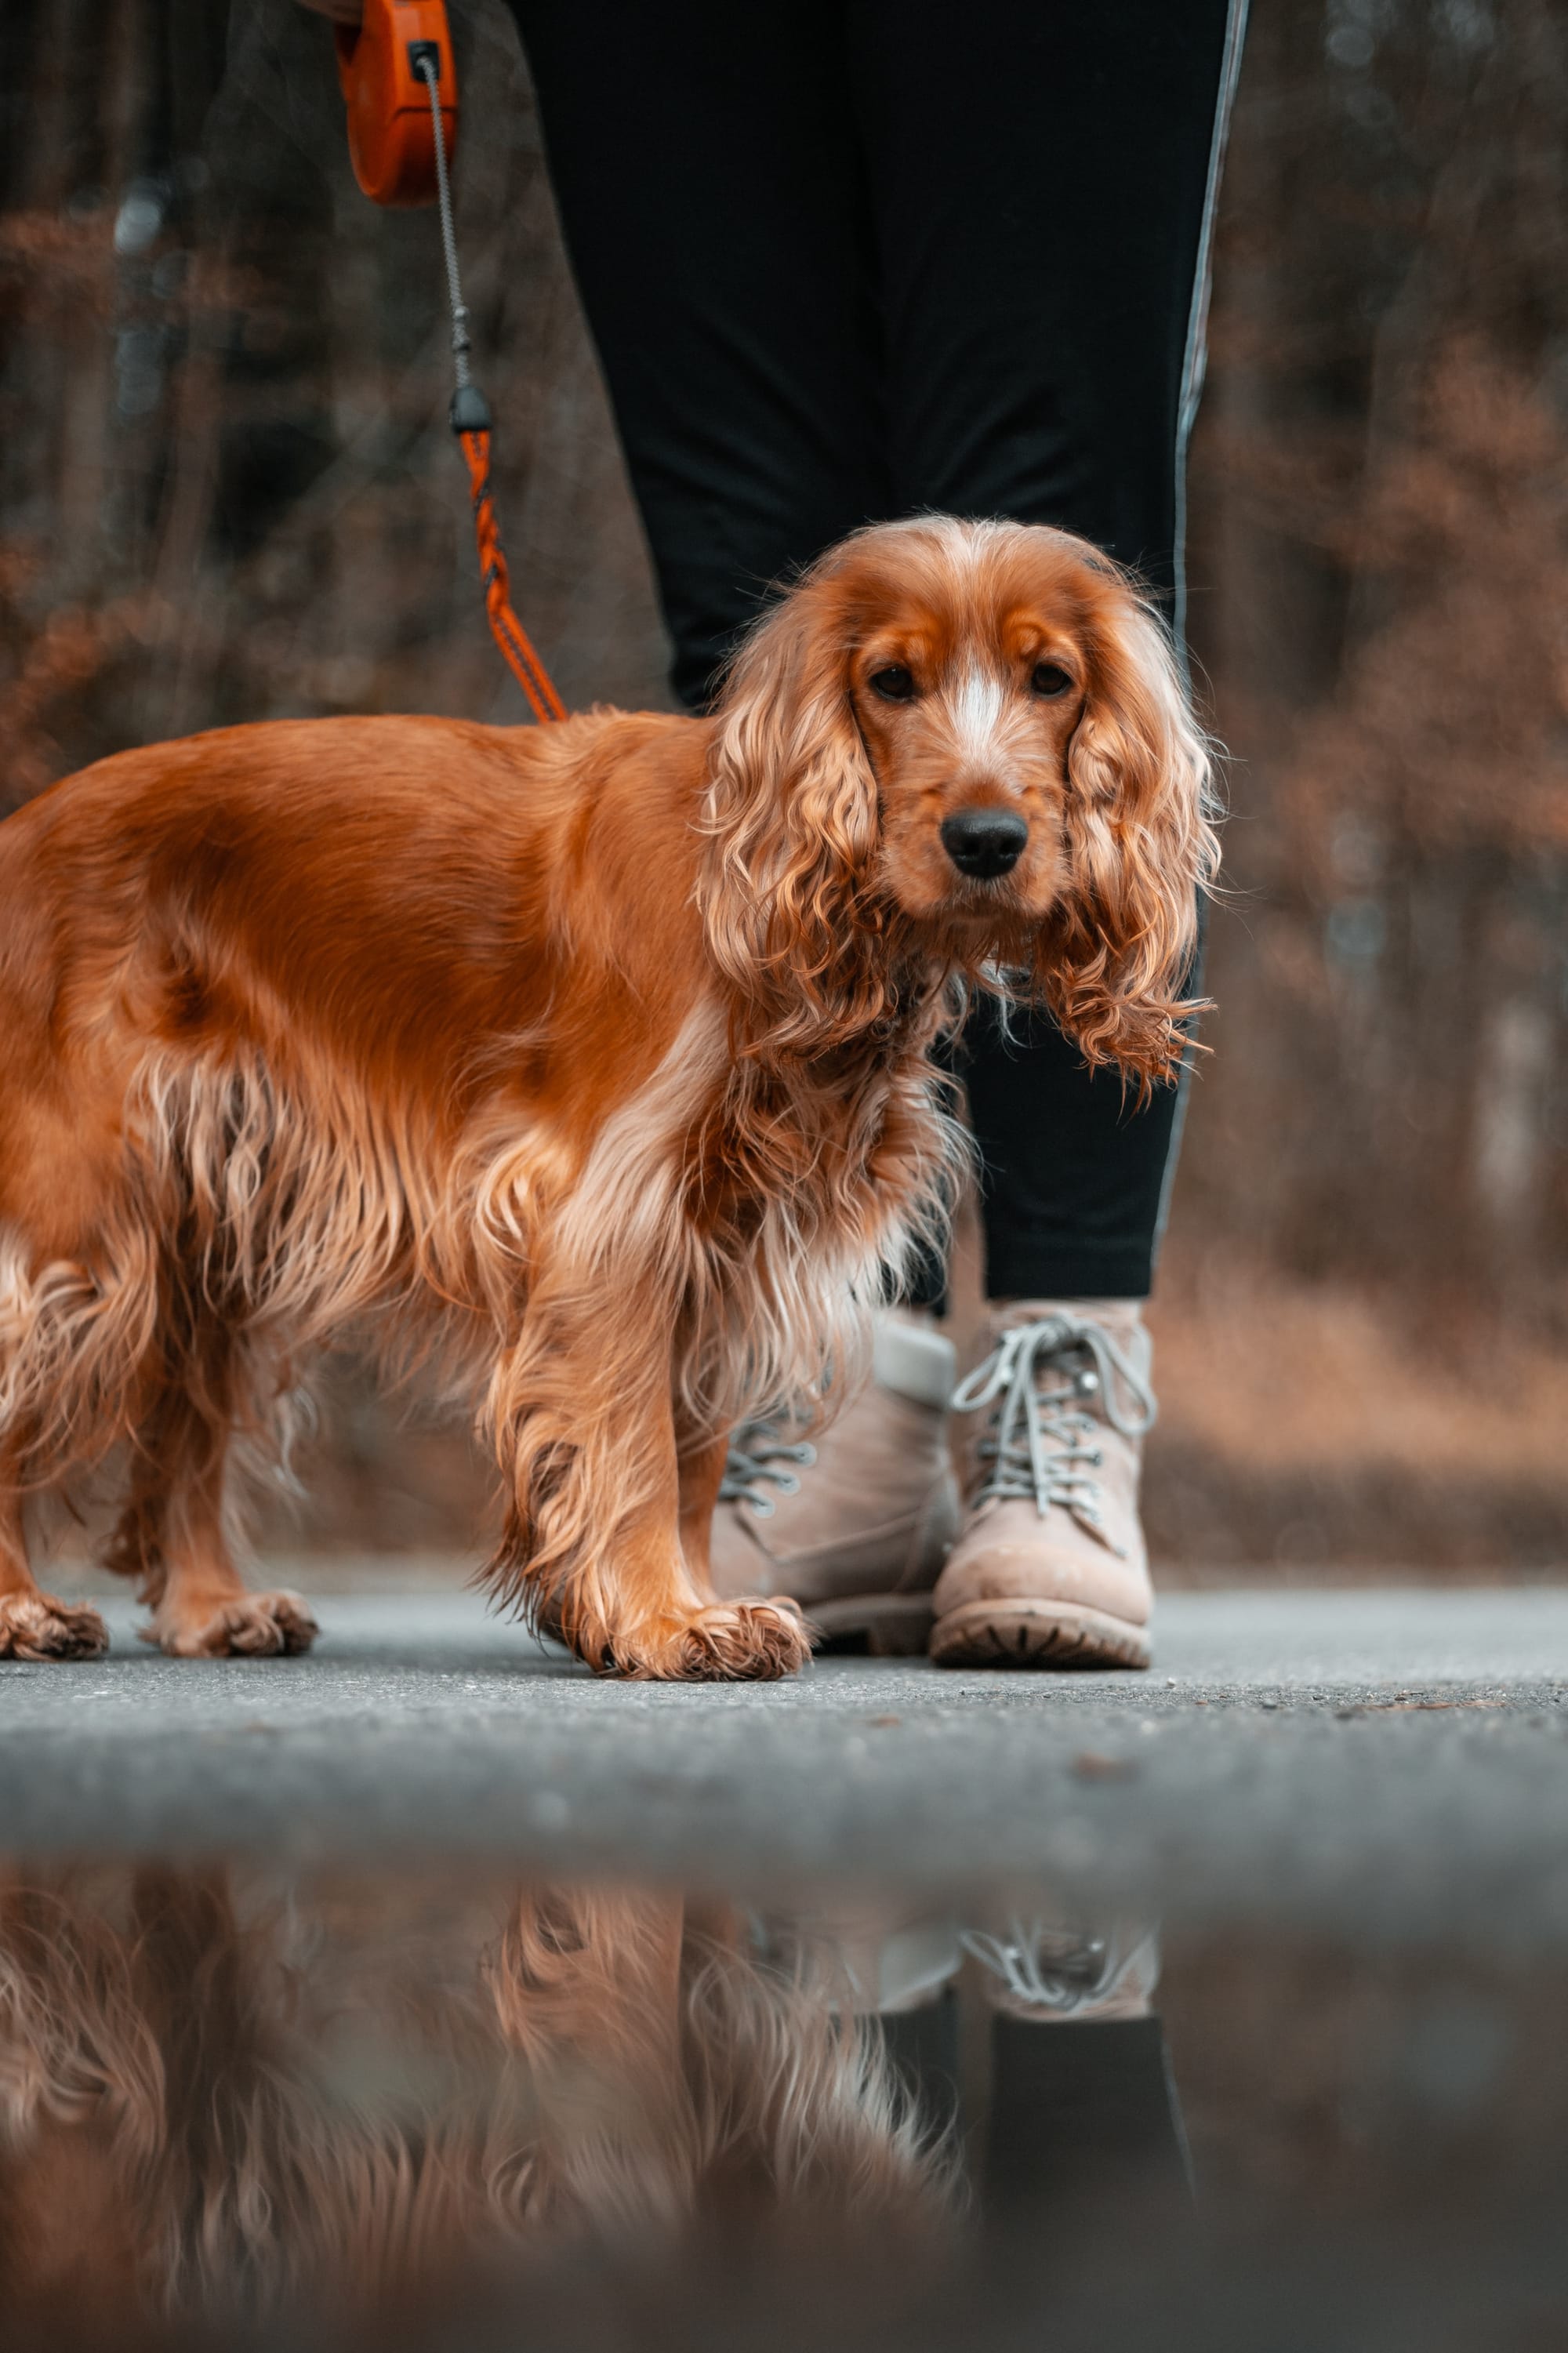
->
[949, 1313, 1156, 1556]
[960, 1917, 1161, 2017]
[717, 1420, 817, 1519]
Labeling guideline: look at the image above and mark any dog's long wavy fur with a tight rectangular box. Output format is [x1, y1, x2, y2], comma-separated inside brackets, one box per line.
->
[0, 517, 1216, 1677]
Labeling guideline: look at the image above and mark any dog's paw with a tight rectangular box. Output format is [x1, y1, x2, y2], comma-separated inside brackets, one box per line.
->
[0, 1592, 110, 1661]
[612, 1599, 812, 1683]
[151, 1589, 319, 1659]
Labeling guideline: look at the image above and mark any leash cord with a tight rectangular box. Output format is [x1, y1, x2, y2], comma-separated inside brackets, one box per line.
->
[414, 49, 566, 724]
[419, 42, 471, 390]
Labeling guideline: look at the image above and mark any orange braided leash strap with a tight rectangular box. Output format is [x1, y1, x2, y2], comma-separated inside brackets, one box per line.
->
[457, 426, 567, 725]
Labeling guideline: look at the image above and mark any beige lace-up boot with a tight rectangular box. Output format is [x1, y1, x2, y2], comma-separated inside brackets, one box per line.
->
[707, 1313, 959, 1652]
[929, 1301, 1156, 1671]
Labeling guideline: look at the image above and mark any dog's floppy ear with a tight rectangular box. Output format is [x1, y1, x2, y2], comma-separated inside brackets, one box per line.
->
[700, 569, 887, 1055]
[1034, 591, 1219, 1093]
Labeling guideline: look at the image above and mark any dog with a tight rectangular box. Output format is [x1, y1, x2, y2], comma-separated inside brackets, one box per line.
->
[0, 517, 1216, 1678]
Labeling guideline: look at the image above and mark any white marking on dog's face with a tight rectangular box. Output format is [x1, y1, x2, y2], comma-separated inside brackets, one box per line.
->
[949, 665, 1007, 765]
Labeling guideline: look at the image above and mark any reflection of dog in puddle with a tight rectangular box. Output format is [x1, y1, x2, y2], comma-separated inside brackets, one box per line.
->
[0, 1869, 957, 2342]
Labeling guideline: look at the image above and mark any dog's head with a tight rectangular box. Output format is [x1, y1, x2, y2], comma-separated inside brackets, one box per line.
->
[702, 517, 1218, 1082]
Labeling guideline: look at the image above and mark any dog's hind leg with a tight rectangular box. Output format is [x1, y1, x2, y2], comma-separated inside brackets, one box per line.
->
[104, 1333, 317, 1660]
[485, 1273, 808, 1683]
[0, 1459, 107, 1660]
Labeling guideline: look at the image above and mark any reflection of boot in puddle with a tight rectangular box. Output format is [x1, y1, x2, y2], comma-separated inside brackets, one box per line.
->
[963, 1914, 1192, 2245]
[779, 1901, 1189, 2243]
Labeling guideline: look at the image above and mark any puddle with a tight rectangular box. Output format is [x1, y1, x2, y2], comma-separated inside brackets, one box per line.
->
[2, 1860, 1564, 2349]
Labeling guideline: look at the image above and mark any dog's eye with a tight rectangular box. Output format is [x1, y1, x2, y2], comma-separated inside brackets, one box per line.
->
[869, 666, 916, 703]
[1032, 662, 1073, 698]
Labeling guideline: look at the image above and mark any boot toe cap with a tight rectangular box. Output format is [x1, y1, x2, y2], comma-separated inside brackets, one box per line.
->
[932, 1533, 1151, 1630]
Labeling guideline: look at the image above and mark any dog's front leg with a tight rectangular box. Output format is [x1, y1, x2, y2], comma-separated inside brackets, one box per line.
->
[483, 1274, 810, 1683]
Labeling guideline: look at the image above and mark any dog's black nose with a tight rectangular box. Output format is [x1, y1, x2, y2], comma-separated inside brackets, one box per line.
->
[940, 809, 1029, 879]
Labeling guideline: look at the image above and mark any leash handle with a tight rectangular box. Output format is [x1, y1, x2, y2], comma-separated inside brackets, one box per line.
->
[414, 49, 566, 724]
[336, 0, 458, 208]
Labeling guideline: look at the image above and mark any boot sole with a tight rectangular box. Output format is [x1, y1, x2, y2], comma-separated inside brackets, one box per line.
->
[929, 1598, 1150, 1672]
[811, 1593, 935, 1658]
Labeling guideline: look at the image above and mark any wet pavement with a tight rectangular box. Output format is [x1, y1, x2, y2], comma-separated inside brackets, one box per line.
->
[2, 1586, 1567, 2347]
[2, 1589, 1566, 1940]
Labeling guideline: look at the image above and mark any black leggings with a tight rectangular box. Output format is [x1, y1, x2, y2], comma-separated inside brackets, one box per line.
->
[508, 0, 1247, 1300]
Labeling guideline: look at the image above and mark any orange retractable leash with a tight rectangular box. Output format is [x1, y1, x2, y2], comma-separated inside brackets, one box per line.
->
[334, 0, 566, 723]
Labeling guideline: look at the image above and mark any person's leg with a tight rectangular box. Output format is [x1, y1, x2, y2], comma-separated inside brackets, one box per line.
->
[848, 0, 1245, 1302]
[828, 0, 1246, 1667]
[506, 0, 890, 712]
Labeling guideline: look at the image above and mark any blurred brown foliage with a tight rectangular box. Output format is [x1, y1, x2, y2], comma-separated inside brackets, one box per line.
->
[2, 0, 1566, 1570]
[1179, 0, 1568, 1342]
